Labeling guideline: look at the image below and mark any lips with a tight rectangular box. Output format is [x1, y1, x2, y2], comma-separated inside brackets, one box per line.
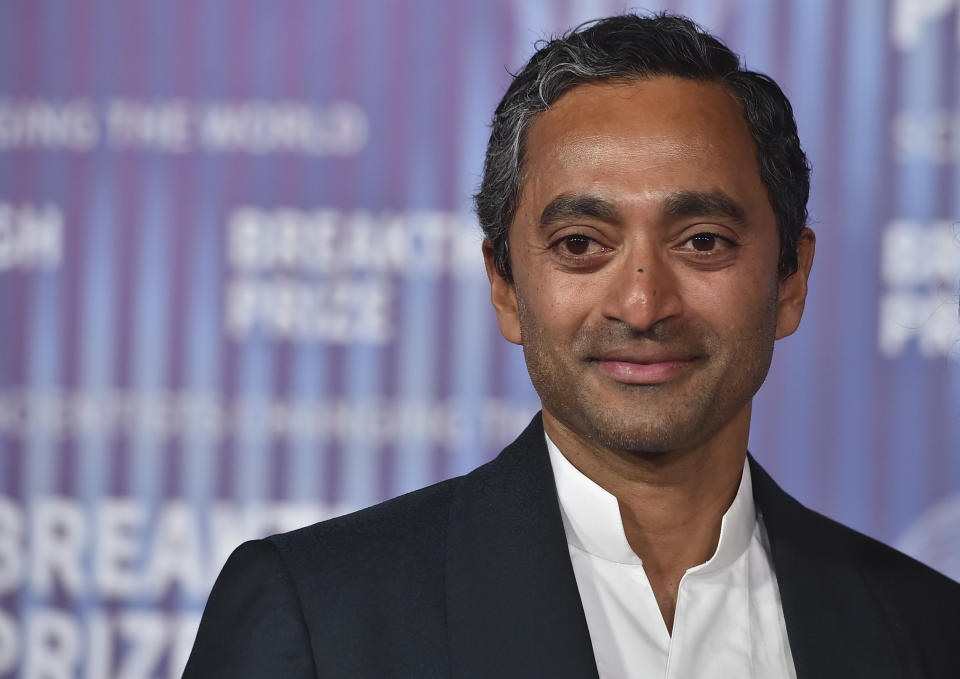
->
[591, 350, 701, 384]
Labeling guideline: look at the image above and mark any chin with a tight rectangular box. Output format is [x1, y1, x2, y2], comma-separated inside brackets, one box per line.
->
[589, 426, 699, 455]
[577, 409, 710, 454]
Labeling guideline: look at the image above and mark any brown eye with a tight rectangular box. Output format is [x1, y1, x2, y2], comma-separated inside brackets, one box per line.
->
[563, 235, 591, 255]
[690, 234, 717, 251]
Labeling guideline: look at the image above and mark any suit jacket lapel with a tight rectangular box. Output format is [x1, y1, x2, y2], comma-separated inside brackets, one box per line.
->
[445, 414, 599, 679]
[749, 457, 912, 679]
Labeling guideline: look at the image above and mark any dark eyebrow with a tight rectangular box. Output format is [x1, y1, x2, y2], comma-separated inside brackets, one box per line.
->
[539, 193, 621, 229]
[661, 190, 747, 224]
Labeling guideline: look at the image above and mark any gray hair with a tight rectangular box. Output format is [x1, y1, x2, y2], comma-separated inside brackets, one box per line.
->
[474, 12, 810, 282]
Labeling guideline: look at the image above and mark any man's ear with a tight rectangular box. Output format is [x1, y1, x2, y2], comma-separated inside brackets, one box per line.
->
[775, 227, 816, 340]
[482, 239, 522, 345]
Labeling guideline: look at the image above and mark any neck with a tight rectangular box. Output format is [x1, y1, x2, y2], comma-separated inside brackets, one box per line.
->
[543, 404, 751, 633]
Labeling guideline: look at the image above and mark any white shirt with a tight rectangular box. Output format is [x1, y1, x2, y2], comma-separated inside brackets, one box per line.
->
[546, 434, 797, 679]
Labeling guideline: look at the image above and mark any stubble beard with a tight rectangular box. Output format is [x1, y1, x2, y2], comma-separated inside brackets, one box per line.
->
[517, 292, 779, 456]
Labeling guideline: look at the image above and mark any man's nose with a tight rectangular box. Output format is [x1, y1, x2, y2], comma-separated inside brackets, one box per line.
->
[598, 255, 683, 332]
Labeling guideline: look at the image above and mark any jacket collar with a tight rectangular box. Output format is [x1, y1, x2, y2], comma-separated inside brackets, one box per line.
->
[445, 413, 599, 679]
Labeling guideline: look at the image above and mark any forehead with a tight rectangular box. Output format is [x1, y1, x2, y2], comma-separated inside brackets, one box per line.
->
[519, 77, 766, 209]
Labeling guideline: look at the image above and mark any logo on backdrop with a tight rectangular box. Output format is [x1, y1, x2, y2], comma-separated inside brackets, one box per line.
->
[224, 206, 486, 344]
[0, 202, 62, 272]
[0, 496, 343, 677]
[892, 109, 960, 164]
[0, 98, 368, 156]
[893, 0, 960, 50]
[879, 219, 960, 359]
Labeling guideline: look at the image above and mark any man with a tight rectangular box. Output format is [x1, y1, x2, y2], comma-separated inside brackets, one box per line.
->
[185, 13, 960, 678]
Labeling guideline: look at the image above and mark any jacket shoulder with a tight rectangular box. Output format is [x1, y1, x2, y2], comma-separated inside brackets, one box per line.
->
[798, 502, 960, 613]
[753, 459, 960, 674]
[769, 477, 959, 585]
[262, 475, 467, 677]
[271, 473, 462, 564]
[753, 456, 959, 598]
[267, 473, 465, 606]
[184, 539, 318, 678]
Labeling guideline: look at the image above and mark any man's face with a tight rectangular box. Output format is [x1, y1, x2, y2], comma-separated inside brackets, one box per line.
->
[485, 77, 813, 454]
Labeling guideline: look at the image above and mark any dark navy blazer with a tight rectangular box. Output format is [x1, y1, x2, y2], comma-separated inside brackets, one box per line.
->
[184, 414, 960, 678]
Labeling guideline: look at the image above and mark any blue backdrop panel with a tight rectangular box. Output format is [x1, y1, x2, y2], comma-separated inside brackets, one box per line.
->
[0, 0, 958, 676]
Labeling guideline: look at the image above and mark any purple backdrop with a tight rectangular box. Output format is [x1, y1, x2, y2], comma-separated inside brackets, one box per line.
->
[0, 0, 958, 676]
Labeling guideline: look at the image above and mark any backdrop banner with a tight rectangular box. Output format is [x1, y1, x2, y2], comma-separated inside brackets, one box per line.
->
[1, 0, 959, 676]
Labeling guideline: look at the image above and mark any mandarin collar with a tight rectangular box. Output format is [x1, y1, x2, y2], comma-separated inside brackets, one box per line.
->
[546, 432, 756, 574]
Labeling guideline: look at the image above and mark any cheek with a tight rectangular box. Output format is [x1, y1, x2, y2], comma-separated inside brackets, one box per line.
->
[681, 266, 778, 332]
[544, 276, 592, 313]
[516, 270, 601, 338]
[549, 269, 611, 315]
